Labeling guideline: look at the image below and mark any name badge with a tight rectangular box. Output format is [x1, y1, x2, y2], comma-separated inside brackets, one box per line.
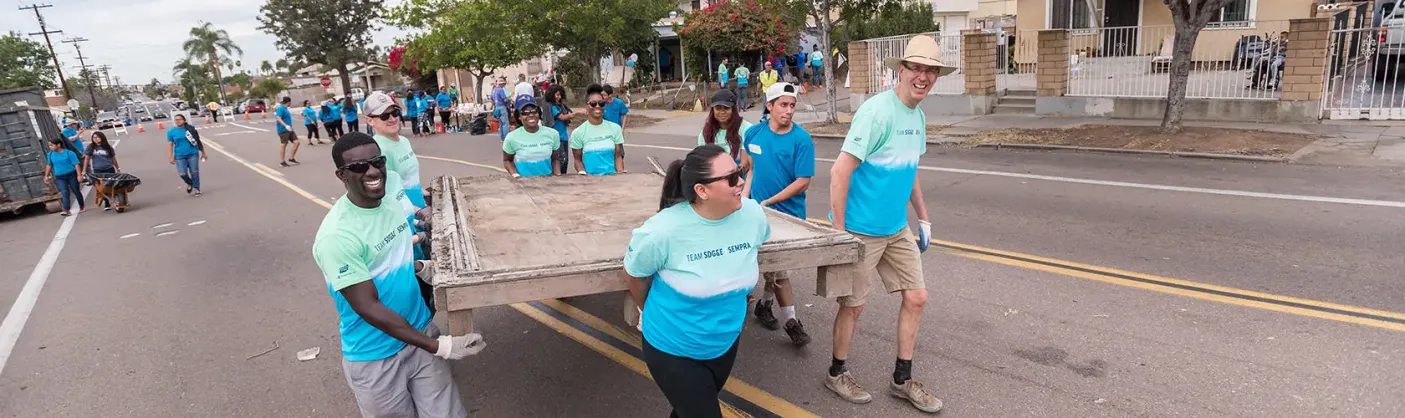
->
[748, 143, 763, 154]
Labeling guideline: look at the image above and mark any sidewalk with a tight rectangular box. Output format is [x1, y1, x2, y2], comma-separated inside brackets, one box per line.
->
[629, 109, 1405, 166]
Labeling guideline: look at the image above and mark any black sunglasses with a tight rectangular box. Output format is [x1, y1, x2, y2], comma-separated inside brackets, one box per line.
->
[372, 108, 402, 121]
[697, 166, 748, 187]
[586, 101, 607, 108]
[340, 155, 387, 174]
[519, 108, 541, 116]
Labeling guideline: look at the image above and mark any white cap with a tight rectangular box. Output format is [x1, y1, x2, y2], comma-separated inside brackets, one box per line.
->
[364, 91, 398, 116]
[765, 82, 799, 103]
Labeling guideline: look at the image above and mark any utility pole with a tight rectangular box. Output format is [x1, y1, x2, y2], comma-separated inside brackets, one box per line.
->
[97, 65, 113, 89]
[19, 3, 72, 100]
[63, 37, 99, 111]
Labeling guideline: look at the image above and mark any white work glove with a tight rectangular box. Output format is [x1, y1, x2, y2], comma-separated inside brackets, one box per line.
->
[434, 333, 486, 360]
[511, 173, 521, 179]
[915, 220, 932, 253]
[636, 307, 643, 332]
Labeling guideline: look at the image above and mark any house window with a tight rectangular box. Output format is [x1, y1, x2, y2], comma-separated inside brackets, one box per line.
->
[1208, 0, 1254, 28]
[1050, 0, 1096, 30]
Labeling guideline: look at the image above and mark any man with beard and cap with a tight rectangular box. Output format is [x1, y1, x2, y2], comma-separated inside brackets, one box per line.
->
[313, 133, 485, 418]
[823, 34, 956, 414]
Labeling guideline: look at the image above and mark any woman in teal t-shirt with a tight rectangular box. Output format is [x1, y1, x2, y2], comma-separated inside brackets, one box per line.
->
[622, 144, 771, 417]
[45, 139, 85, 215]
[697, 89, 753, 165]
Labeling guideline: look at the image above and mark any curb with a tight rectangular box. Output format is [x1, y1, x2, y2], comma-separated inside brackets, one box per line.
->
[972, 143, 1290, 163]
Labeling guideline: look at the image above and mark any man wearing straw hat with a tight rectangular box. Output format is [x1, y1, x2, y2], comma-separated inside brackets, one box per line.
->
[824, 34, 956, 414]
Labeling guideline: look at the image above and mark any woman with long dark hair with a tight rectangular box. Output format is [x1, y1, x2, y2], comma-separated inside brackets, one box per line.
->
[698, 90, 753, 164]
[320, 100, 342, 141]
[543, 84, 573, 174]
[301, 100, 323, 145]
[82, 131, 119, 209]
[45, 138, 85, 216]
[622, 144, 770, 417]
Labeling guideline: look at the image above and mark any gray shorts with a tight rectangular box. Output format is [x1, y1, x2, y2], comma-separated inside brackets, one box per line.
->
[342, 323, 468, 418]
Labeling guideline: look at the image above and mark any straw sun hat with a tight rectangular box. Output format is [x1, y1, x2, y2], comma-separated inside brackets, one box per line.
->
[883, 35, 958, 77]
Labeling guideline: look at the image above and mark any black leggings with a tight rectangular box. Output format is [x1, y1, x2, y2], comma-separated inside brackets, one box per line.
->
[642, 338, 739, 418]
[347, 120, 359, 134]
[305, 124, 320, 139]
[326, 120, 344, 138]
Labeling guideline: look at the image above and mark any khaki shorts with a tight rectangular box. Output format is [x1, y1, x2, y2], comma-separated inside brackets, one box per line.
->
[278, 131, 296, 144]
[837, 227, 925, 307]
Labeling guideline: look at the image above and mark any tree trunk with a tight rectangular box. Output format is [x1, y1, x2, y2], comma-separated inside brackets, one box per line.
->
[1160, 23, 1201, 133]
[211, 50, 229, 105]
[820, 4, 838, 124]
[338, 62, 354, 96]
[471, 69, 491, 104]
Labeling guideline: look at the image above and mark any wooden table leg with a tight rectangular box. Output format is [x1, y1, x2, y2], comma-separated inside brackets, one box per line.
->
[447, 309, 474, 335]
[816, 264, 856, 299]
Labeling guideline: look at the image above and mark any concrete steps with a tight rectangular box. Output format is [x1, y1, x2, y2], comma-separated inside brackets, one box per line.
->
[994, 89, 1037, 115]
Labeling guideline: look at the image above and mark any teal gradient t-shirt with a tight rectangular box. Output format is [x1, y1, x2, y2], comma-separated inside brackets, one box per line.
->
[569, 120, 624, 175]
[503, 126, 561, 177]
[830, 90, 925, 236]
[625, 199, 771, 360]
[312, 171, 431, 362]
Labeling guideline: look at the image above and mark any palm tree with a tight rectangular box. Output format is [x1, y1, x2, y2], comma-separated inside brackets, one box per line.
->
[275, 58, 289, 75]
[182, 21, 243, 105]
[260, 60, 273, 76]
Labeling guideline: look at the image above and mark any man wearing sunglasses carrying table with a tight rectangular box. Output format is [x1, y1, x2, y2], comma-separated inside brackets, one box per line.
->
[313, 133, 484, 418]
[824, 34, 955, 414]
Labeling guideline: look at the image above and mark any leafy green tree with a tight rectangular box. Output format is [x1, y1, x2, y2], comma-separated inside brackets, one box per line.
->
[247, 78, 288, 102]
[506, 0, 674, 84]
[833, 1, 935, 60]
[258, 0, 382, 95]
[679, 0, 798, 81]
[772, 0, 891, 122]
[183, 22, 243, 105]
[0, 32, 58, 90]
[385, 0, 541, 100]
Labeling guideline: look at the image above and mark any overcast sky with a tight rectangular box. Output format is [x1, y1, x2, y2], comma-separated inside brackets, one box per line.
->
[3, 0, 411, 86]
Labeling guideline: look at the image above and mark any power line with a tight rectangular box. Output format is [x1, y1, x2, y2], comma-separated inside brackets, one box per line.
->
[62, 37, 99, 110]
[19, 3, 72, 100]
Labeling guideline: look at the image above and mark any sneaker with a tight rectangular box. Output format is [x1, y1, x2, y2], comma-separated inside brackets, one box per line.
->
[288, 159, 300, 165]
[194, 189, 202, 197]
[753, 300, 780, 330]
[103, 206, 112, 211]
[186, 185, 193, 194]
[825, 371, 873, 404]
[783, 318, 811, 346]
[280, 161, 290, 167]
[890, 379, 943, 413]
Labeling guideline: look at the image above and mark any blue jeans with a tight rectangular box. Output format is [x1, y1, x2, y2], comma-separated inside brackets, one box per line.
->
[175, 154, 200, 190]
[497, 114, 510, 141]
[54, 172, 83, 212]
[737, 84, 749, 108]
[811, 66, 823, 85]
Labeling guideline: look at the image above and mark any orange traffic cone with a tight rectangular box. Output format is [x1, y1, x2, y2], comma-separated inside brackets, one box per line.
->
[137, 124, 145, 133]
[157, 121, 165, 130]
[261, 110, 267, 119]
[244, 112, 251, 120]
[436, 122, 445, 134]
[205, 115, 211, 124]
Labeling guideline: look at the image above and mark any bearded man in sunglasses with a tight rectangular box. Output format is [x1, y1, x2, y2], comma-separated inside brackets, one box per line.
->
[313, 133, 484, 418]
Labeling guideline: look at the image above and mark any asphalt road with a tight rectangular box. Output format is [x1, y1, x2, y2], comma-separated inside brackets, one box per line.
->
[0, 117, 1401, 417]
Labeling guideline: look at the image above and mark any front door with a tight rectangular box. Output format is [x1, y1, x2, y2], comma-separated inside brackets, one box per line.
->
[1102, 0, 1141, 56]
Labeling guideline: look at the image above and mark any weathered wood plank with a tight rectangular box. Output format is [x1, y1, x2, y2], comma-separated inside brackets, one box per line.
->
[447, 309, 474, 335]
[444, 270, 627, 311]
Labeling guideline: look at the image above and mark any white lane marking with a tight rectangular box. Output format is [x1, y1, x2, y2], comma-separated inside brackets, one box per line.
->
[214, 131, 257, 136]
[188, 220, 206, 226]
[153, 222, 173, 229]
[155, 230, 180, 237]
[229, 122, 270, 132]
[0, 215, 76, 375]
[625, 143, 1405, 209]
[119, 233, 140, 239]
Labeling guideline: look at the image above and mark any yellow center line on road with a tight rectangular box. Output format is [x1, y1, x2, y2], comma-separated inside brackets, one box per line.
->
[253, 162, 285, 177]
[211, 145, 810, 417]
[805, 216, 1405, 332]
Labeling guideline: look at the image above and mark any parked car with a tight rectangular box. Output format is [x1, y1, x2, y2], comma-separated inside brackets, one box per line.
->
[152, 109, 169, 119]
[245, 100, 267, 114]
[95, 112, 118, 129]
[1378, 0, 1405, 80]
[139, 114, 154, 122]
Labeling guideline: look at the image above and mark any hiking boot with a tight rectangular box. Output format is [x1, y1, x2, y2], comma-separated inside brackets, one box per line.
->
[753, 300, 780, 330]
[783, 318, 811, 346]
[891, 379, 943, 413]
[825, 371, 872, 404]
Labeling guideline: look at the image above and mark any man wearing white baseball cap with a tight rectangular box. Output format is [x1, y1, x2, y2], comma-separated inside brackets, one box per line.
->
[741, 82, 814, 347]
[824, 34, 954, 414]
